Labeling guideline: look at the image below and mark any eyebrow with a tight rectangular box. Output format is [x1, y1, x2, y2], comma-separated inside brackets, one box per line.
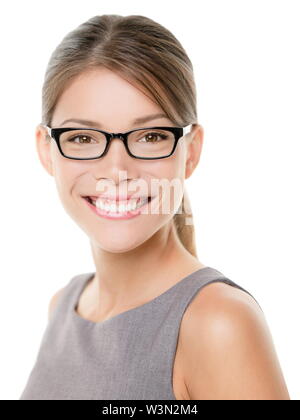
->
[59, 113, 170, 128]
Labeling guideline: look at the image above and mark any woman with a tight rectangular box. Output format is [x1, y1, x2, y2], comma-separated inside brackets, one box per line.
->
[20, 14, 290, 400]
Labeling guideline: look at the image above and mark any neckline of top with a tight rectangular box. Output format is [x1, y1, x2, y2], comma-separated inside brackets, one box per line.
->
[71, 265, 214, 327]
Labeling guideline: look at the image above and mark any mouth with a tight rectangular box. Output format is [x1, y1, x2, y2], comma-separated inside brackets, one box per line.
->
[82, 195, 154, 216]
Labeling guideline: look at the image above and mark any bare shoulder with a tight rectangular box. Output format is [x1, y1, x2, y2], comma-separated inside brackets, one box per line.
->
[48, 286, 66, 321]
[179, 281, 290, 400]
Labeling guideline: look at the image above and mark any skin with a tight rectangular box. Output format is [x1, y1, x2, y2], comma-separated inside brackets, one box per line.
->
[176, 282, 291, 399]
[37, 67, 290, 400]
[38, 67, 205, 316]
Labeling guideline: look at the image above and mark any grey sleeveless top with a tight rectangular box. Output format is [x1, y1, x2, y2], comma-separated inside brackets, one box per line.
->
[19, 266, 260, 400]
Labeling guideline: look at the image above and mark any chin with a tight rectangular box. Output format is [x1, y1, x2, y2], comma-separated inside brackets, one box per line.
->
[93, 240, 144, 254]
[90, 228, 158, 254]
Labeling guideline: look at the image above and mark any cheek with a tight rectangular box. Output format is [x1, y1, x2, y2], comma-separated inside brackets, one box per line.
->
[52, 157, 83, 201]
[149, 158, 184, 214]
[149, 150, 184, 179]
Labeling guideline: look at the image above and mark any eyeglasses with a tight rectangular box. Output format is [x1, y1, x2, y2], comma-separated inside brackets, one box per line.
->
[42, 124, 192, 160]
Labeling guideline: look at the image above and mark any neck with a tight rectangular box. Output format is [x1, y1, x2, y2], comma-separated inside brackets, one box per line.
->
[87, 220, 203, 319]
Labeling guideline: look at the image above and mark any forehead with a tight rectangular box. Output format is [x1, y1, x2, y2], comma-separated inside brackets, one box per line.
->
[51, 68, 172, 130]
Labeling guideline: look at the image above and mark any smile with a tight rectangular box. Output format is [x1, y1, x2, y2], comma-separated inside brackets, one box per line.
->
[82, 196, 154, 220]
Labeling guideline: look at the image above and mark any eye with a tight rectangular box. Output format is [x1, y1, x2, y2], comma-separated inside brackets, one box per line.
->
[139, 131, 169, 142]
[67, 135, 95, 144]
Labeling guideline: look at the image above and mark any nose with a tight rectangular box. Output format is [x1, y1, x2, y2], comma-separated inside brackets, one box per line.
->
[105, 133, 128, 156]
[97, 133, 142, 199]
[96, 133, 138, 185]
[103, 134, 132, 163]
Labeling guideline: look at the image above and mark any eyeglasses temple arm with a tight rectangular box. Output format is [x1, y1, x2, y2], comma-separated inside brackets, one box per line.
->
[182, 124, 193, 136]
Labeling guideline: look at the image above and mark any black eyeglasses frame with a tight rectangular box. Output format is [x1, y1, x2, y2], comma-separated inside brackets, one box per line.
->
[42, 124, 193, 160]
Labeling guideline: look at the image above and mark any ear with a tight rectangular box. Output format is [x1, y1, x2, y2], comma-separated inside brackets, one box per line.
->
[185, 123, 204, 179]
[35, 124, 54, 176]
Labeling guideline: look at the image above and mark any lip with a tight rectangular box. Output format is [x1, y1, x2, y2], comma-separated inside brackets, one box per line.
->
[82, 196, 154, 220]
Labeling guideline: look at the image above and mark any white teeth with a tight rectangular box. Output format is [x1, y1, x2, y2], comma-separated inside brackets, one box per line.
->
[92, 197, 149, 213]
[119, 203, 126, 212]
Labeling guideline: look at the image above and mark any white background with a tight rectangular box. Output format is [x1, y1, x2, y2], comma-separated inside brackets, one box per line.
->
[0, 0, 299, 400]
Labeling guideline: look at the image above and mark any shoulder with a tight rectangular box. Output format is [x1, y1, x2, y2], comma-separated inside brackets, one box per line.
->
[48, 286, 66, 321]
[179, 281, 290, 400]
[47, 274, 86, 320]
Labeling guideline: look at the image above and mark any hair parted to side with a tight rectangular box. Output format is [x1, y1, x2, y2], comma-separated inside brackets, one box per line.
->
[41, 14, 199, 258]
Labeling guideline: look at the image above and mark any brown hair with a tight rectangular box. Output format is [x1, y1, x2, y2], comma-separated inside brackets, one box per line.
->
[41, 14, 199, 258]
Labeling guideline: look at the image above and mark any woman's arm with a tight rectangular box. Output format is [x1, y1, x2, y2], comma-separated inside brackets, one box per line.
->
[179, 282, 290, 400]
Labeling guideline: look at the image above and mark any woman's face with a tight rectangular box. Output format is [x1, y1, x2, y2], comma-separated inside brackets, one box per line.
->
[36, 68, 203, 253]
